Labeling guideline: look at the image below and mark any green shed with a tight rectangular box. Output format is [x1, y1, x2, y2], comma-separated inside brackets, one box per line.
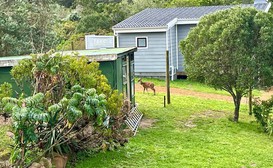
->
[0, 47, 137, 106]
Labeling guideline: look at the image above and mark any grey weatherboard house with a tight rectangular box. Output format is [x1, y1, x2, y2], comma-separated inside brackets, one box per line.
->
[112, 0, 271, 80]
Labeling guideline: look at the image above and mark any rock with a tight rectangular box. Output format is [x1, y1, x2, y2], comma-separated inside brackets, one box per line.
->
[6, 131, 14, 139]
[29, 157, 52, 168]
[29, 162, 41, 168]
[53, 153, 68, 168]
[0, 161, 11, 168]
[40, 157, 52, 168]
[83, 125, 94, 137]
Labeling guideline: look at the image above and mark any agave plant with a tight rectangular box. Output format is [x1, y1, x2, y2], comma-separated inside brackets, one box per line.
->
[2, 85, 108, 167]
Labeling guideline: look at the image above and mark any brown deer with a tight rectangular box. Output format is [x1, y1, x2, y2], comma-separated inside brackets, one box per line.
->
[138, 78, 156, 95]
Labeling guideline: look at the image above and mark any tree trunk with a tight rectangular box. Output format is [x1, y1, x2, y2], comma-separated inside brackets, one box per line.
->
[249, 87, 252, 115]
[232, 93, 242, 122]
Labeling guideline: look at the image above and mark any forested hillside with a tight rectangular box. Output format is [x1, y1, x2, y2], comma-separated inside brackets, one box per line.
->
[0, 0, 267, 56]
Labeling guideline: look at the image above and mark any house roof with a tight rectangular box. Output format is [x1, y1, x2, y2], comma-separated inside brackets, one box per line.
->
[113, 3, 271, 30]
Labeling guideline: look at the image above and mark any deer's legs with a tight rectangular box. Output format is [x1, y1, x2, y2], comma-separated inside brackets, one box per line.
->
[152, 88, 155, 95]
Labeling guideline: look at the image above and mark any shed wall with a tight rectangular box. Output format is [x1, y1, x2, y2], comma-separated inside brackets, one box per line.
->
[0, 67, 31, 96]
[99, 61, 116, 89]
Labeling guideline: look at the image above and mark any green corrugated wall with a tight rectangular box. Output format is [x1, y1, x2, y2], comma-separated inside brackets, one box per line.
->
[0, 67, 30, 96]
[99, 61, 117, 90]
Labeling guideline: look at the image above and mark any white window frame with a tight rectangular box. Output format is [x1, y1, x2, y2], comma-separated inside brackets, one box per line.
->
[135, 36, 148, 49]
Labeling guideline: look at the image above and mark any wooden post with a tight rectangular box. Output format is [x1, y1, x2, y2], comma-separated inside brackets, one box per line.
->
[249, 87, 252, 115]
[164, 96, 166, 107]
[166, 50, 170, 104]
[126, 55, 131, 101]
[71, 41, 74, 50]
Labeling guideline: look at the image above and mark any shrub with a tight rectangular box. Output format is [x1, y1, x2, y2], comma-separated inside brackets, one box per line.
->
[253, 97, 273, 135]
[0, 82, 12, 119]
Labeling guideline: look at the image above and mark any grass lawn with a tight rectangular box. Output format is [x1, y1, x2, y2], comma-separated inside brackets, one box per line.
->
[74, 85, 273, 167]
[0, 80, 270, 167]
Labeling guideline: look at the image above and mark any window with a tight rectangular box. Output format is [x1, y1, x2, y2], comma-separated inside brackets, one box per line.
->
[136, 37, 148, 48]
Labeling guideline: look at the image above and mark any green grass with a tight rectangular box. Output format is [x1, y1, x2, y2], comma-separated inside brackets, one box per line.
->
[137, 78, 261, 97]
[74, 91, 273, 168]
[0, 80, 268, 166]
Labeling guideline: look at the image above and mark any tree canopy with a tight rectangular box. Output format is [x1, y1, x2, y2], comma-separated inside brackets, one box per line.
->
[181, 7, 273, 122]
[1, 0, 268, 56]
[0, 0, 62, 56]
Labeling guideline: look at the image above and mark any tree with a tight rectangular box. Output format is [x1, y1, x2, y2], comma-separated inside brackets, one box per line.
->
[120, 0, 166, 15]
[181, 7, 273, 122]
[76, 13, 112, 33]
[57, 0, 75, 8]
[0, 0, 64, 56]
[75, 1, 129, 33]
[166, 0, 247, 7]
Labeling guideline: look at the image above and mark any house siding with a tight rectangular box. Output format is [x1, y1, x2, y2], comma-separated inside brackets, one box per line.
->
[118, 32, 166, 76]
[167, 25, 177, 78]
[177, 24, 196, 73]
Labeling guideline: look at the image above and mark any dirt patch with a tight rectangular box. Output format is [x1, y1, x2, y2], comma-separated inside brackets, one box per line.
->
[183, 110, 227, 128]
[192, 110, 227, 119]
[259, 90, 273, 101]
[139, 118, 157, 129]
[184, 120, 197, 128]
[136, 84, 273, 103]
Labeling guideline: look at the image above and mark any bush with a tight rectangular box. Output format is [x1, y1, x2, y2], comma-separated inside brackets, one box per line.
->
[253, 97, 273, 135]
[0, 82, 12, 119]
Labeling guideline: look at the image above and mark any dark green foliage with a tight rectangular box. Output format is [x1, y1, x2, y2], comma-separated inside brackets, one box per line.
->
[0, 0, 269, 57]
[253, 97, 273, 135]
[76, 14, 111, 33]
[69, 12, 81, 21]
[0, 0, 61, 56]
[167, 0, 249, 7]
[181, 8, 273, 121]
[57, 0, 75, 8]
[0, 82, 12, 100]
[0, 82, 13, 117]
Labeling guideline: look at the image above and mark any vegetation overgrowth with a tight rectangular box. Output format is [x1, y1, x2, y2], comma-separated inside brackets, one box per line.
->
[71, 80, 273, 167]
[1, 0, 268, 57]
[0, 53, 127, 167]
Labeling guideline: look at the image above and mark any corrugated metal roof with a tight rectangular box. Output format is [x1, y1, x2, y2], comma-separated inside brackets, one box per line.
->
[57, 47, 136, 56]
[0, 47, 137, 67]
[113, 3, 270, 29]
